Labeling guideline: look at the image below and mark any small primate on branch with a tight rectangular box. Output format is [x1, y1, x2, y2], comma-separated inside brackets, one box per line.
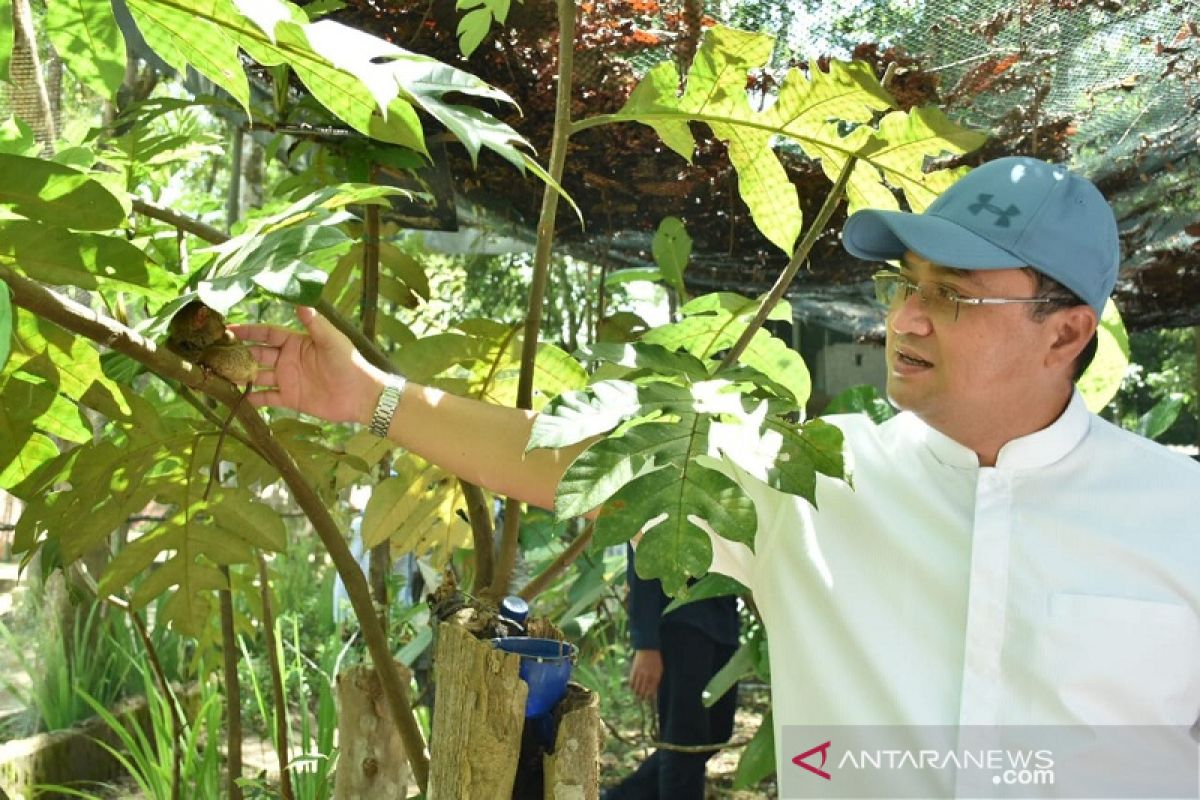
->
[166, 301, 258, 498]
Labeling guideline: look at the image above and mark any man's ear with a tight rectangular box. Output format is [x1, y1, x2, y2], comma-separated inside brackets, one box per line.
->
[1045, 305, 1098, 370]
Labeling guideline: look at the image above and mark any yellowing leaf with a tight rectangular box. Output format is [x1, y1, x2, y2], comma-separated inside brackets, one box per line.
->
[610, 26, 987, 253]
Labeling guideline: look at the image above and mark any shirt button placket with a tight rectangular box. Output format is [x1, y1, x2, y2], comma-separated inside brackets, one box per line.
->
[955, 468, 1014, 797]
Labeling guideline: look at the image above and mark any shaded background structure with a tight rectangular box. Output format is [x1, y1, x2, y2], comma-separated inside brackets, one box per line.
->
[326, 0, 1199, 336]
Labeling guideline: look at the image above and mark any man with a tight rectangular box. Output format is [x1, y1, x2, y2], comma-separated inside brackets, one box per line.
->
[233, 157, 1199, 786]
[603, 545, 740, 799]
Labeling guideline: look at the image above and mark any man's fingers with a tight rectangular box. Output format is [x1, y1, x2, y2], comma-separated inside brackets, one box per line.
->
[244, 388, 282, 408]
[246, 345, 280, 368]
[228, 323, 290, 347]
[253, 369, 276, 387]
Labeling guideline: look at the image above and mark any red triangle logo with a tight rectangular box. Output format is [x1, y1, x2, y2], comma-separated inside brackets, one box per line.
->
[792, 740, 832, 780]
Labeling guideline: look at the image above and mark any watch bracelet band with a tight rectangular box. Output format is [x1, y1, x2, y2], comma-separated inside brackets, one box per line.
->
[368, 374, 407, 438]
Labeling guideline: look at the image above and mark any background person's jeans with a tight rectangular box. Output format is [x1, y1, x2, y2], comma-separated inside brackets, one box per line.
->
[606, 622, 739, 799]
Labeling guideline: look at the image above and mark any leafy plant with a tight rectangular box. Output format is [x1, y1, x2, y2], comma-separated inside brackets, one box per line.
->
[0, 593, 137, 734]
[238, 616, 340, 800]
[39, 658, 224, 800]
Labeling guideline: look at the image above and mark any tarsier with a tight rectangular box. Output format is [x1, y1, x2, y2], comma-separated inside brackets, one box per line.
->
[166, 301, 258, 498]
[166, 300, 257, 384]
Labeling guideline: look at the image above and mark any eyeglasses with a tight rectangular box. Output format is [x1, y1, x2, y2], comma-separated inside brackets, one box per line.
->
[871, 271, 1053, 322]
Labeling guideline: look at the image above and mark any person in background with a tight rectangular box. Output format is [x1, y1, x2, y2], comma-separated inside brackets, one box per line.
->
[603, 545, 740, 799]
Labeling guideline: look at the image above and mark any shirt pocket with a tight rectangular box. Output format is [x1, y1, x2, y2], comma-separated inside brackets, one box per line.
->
[1035, 593, 1200, 725]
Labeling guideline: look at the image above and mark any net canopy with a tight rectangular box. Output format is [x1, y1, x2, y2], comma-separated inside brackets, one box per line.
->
[339, 0, 1200, 331]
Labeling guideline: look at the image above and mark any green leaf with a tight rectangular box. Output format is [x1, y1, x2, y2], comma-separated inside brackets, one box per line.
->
[616, 30, 888, 253]
[456, 7, 491, 57]
[0, 432, 57, 490]
[45, 0, 127, 98]
[680, 292, 791, 324]
[1078, 299, 1129, 413]
[646, 301, 809, 404]
[1135, 393, 1185, 441]
[652, 216, 691, 300]
[0, 221, 174, 299]
[528, 380, 645, 452]
[0, 154, 127, 230]
[0, 280, 10, 372]
[125, 0, 251, 113]
[231, 0, 296, 41]
[613, 27, 985, 253]
[579, 342, 710, 380]
[824, 384, 895, 423]
[604, 267, 664, 287]
[208, 488, 287, 552]
[8, 309, 125, 410]
[732, 711, 776, 789]
[663, 572, 748, 615]
[200, 220, 348, 310]
[3, 362, 92, 443]
[594, 451, 756, 594]
[0, 116, 37, 156]
[0, 0, 12, 82]
[701, 637, 755, 707]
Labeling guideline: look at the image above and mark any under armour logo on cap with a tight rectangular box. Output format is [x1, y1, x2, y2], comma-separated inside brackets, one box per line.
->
[968, 193, 1021, 227]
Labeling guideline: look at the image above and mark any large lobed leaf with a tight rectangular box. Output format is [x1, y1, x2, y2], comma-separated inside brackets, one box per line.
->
[90, 0, 534, 170]
[529, 312, 846, 591]
[361, 454, 474, 565]
[612, 26, 986, 253]
[45, 0, 127, 98]
[0, 154, 127, 231]
[0, 221, 177, 301]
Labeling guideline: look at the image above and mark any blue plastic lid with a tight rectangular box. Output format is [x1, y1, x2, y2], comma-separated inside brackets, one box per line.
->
[500, 595, 529, 625]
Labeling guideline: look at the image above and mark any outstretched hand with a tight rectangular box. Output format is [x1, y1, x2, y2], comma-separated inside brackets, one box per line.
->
[229, 306, 383, 426]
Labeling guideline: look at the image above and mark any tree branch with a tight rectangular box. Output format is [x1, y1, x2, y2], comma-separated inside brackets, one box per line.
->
[0, 266, 431, 791]
[132, 199, 230, 244]
[460, 480, 495, 593]
[518, 520, 593, 601]
[489, 0, 577, 599]
[718, 64, 897, 370]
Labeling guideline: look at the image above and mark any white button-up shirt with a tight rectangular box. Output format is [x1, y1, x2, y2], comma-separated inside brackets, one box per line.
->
[711, 391, 1200, 776]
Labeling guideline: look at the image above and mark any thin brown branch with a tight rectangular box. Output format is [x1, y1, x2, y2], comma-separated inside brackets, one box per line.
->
[0, 267, 432, 791]
[132, 199, 229, 244]
[459, 480, 495, 593]
[314, 298, 397, 374]
[718, 64, 897, 371]
[219, 566, 244, 800]
[257, 554, 294, 800]
[70, 564, 184, 800]
[518, 520, 594, 601]
[489, 0, 577, 598]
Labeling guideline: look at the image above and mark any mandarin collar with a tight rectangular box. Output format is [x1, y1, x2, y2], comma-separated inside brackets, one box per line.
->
[909, 390, 1091, 471]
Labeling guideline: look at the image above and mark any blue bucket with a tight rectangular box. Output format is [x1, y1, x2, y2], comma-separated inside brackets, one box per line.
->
[492, 637, 577, 718]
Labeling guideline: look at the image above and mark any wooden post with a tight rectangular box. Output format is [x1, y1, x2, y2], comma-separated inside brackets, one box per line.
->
[428, 623, 527, 799]
[335, 662, 414, 800]
[542, 685, 601, 800]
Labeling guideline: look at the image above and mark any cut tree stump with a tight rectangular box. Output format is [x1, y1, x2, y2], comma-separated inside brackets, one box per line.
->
[335, 661, 414, 800]
[428, 622, 527, 799]
[542, 684, 601, 800]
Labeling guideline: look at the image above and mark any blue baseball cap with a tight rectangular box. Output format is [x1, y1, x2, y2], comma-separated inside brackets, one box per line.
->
[842, 157, 1119, 314]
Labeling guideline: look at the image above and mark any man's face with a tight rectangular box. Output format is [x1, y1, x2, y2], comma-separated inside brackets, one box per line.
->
[884, 253, 1052, 438]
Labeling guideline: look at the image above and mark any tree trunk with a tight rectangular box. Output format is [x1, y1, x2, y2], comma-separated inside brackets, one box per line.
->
[542, 684, 601, 800]
[427, 623, 526, 799]
[7, 0, 57, 151]
[334, 662, 414, 800]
